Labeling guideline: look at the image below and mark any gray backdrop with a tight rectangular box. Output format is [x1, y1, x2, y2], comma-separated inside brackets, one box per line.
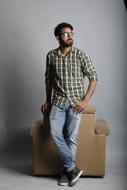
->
[0, 0, 126, 169]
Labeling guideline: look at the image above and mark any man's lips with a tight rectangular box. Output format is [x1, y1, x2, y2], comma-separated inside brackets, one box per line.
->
[67, 39, 73, 42]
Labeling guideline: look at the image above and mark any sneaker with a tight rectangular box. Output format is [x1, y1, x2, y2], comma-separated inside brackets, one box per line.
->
[57, 170, 69, 186]
[68, 166, 83, 186]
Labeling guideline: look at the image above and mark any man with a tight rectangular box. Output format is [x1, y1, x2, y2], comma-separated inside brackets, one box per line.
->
[41, 23, 98, 186]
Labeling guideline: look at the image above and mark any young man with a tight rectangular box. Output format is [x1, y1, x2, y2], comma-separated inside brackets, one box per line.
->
[41, 23, 98, 186]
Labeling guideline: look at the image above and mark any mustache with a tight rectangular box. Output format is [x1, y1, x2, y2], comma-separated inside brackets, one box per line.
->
[67, 39, 73, 42]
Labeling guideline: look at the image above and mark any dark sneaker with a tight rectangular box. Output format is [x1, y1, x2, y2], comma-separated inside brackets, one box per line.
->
[57, 171, 69, 186]
[68, 166, 83, 186]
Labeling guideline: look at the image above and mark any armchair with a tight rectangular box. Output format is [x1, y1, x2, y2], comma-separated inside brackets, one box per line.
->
[29, 105, 110, 176]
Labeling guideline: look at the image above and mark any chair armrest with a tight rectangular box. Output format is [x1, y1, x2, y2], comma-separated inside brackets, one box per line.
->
[82, 105, 96, 114]
[95, 119, 110, 136]
[28, 120, 43, 137]
[28, 114, 50, 137]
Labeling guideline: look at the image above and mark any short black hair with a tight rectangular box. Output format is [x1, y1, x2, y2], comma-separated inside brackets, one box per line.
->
[54, 22, 73, 36]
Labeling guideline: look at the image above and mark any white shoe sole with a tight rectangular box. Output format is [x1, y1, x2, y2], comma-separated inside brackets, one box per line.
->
[69, 170, 83, 186]
[58, 182, 69, 186]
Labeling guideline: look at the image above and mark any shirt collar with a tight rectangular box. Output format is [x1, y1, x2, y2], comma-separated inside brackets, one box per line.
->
[55, 46, 75, 57]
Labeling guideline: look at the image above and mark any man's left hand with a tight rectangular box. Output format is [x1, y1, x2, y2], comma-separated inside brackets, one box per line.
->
[73, 100, 89, 114]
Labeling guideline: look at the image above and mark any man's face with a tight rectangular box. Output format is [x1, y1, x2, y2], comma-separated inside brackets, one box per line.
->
[58, 27, 74, 47]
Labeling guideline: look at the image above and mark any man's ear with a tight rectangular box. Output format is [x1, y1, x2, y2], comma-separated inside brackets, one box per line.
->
[56, 36, 59, 41]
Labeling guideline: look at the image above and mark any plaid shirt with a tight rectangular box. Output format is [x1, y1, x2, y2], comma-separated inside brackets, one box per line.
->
[45, 46, 98, 108]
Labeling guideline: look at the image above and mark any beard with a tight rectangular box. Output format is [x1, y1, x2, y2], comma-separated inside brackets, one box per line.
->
[60, 38, 73, 47]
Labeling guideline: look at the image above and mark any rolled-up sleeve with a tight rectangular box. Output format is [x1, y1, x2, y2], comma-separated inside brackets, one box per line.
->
[80, 52, 98, 81]
[45, 52, 53, 83]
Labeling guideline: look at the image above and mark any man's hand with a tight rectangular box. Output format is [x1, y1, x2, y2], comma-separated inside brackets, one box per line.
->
[41, 102, 51, 114]
[73, 99, 89, 114]
[73, 80, 97, 114]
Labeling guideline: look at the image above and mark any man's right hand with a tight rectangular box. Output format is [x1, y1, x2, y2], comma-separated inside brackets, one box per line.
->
[41, 102, 51, 114]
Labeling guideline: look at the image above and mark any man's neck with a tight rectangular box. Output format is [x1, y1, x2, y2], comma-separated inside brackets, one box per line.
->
[59, 46, 71, 57]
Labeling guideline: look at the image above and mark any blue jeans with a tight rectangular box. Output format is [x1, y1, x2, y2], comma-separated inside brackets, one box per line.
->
[49, 101, 82, 172]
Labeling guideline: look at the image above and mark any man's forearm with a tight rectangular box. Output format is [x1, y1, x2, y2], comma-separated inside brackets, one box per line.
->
[83, 81, 97, 102]
[45, 81, 52, 103]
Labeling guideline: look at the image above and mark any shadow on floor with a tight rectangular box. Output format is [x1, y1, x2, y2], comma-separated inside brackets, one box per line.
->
[0, 154, 58, 183]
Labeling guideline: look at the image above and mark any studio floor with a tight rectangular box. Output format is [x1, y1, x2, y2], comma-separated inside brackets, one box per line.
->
[0, 155, 126, 190]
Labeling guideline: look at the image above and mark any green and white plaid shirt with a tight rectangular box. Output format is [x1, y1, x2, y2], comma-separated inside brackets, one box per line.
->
[45, 46, 98, 108]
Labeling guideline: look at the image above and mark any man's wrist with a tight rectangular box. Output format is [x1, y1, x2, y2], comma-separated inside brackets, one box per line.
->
[46, 100, 51, 104]
[83, 96, 90, 102]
